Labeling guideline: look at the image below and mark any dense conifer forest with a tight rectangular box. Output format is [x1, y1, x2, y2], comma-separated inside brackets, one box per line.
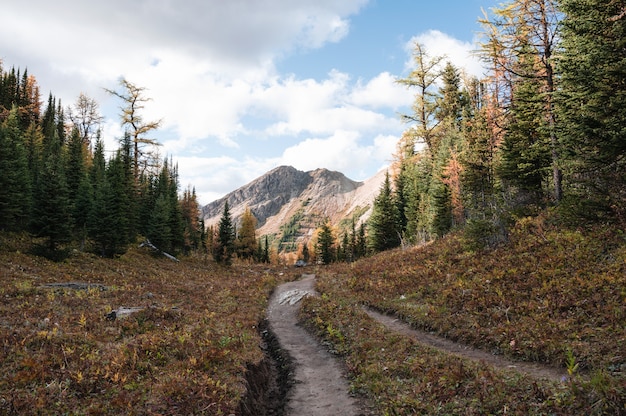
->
[0, 70, 203, 259]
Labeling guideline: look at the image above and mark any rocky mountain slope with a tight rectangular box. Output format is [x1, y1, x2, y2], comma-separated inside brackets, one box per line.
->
[201, 166, 386, 246]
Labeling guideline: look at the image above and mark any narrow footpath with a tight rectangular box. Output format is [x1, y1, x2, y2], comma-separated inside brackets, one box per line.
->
[266, 274, 567, 415]
[364, 308, 567, 383]
[267, 274, 368, 416]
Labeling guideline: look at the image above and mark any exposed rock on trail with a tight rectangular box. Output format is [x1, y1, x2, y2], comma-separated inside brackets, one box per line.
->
[267, 274, 367, 416]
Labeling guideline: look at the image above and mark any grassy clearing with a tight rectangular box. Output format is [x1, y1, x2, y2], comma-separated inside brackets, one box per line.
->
[300, 216, 626, 415]
[0, 233, 292, 415]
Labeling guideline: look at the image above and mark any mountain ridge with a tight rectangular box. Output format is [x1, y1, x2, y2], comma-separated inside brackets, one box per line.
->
[201, 165, 386, 246]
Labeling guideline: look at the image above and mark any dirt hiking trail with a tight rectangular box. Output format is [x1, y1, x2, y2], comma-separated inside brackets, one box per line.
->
[363, 308, 567, 383]
[267, 274, 370, 415]
[267, 274, 566, 415]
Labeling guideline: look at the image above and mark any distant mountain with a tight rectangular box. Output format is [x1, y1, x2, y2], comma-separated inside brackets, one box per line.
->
[201, 166, 386, 247]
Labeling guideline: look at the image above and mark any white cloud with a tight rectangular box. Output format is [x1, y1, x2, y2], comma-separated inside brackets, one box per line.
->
[2, 1, 368, 70]
[407, 30, 485, 79]
[0, 0, 369, 149]
[280, 130, 369, 173]
[349, 72, 413, 110]
[1, 2, 486, 206]
[175, 155, 274, 204]
[278, 129, 399, 179]
[258, 71, 402, 138]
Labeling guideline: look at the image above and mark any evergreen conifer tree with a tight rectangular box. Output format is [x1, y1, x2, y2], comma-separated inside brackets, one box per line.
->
[66, 128, 92, 244]
[557, 0, 626, 219]
[498, 40, 551, 208]
[24, 122, 44, 191]
[165, 161, 184, 253]
[263, 235, 270, 263]
[356, 222, 367, 259]
[31, 128, 72, 252]
[403, 155, 433, 243]
[316, 219, 335, 264]
[148, 194, 173, 252]
[368, 172, 401, 252]
[0, 108, 32, 231]
[90, 146, 135, 257]
[214, 201, 235, 264]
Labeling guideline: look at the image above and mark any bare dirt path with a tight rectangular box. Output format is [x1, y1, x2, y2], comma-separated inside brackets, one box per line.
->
[364, 307, 567, 383]
[267, 274, 370, 416]
[266, 273, 566, 416]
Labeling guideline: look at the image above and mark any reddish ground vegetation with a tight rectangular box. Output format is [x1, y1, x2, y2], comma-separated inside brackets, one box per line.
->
[0, 233, 290, 415]
[301, 217, 626, 414]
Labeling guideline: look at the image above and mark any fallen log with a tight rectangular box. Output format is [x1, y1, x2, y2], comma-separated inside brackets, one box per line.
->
[41, 282, 108, 291]
[138, 239, 180, 262]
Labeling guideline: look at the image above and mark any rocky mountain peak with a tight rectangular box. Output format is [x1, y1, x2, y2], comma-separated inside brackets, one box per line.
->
[202, 166, 386, 247]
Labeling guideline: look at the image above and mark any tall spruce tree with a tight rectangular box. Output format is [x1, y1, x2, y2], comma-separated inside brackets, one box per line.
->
[66, 128, 92, 244]
[24, 122, 44, 190]
[436, 62, 465, 131]
[214, 201, 235, 264]
[31, 127, 72, 252]
[141, 157, 181, 253]
[316, 219, 336, 265]
[0, 107, 31, 231]
[428, 62, 466, 236]
[263, 235, 270, 263]
[166, 161, 184, 253]
[148, 194, 173, 252]
[403, 154, 434, 243]
[368, 172, 401, 252]
[498, 40, 551, 207]
[557, 0, 626, 220]
[89, 143, 135, 257]
[479, 0, 562, 202]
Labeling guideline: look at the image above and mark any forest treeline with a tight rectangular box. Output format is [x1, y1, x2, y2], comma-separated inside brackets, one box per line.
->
[367, 0, 626, 252]
[0, 69, 272, 262]
[1, 0, 624, 262]
[0, 70, 211, 259]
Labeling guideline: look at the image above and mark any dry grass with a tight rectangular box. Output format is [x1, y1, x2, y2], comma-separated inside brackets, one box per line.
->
[301, 216, 626, 415]
[0, 233, 292, 415]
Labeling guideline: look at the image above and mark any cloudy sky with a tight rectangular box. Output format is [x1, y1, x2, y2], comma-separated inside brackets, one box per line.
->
[1, 0, 496, 204]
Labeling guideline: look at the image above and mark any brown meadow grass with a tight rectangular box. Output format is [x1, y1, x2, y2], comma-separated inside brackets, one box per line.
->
[301, 216, 626, 414]
[0, 233, 291, 415]
[2, 214, 625, 415]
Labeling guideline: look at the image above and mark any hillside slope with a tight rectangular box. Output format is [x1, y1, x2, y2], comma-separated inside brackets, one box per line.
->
[301, 217, 626, 414]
